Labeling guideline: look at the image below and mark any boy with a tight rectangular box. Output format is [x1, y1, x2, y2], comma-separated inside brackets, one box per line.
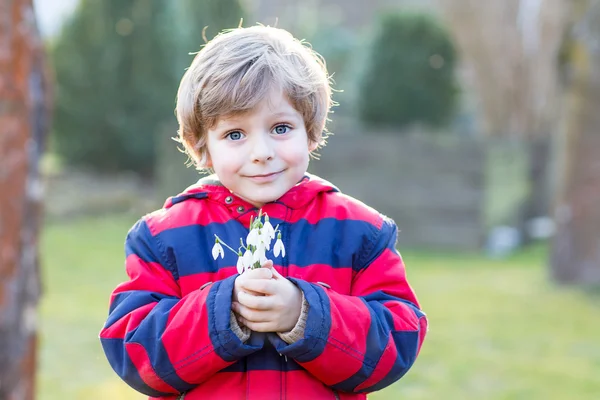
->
[100, 25, 427, 400]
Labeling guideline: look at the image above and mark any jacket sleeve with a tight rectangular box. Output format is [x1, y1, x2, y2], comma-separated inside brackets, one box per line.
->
[271, 217, 427, 393]
[99, 217, 263, 397]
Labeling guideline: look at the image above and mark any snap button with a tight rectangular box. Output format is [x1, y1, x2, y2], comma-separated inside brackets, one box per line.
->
[317, 281, 331, 289]
[237, 206, 245, 213]
[200, 282, 213, 290]
[225, 196, 233, 204]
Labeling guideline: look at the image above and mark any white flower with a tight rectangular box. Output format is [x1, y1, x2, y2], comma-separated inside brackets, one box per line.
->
[211, 241, 224, 260]
[246, 228, 260, 247]
[252, 241, 268, 267]
[261, 229, 272, 251]
[242, 249, 253, 269]
[263, 217, 276, 240]
[236, 256, 245, 274]
[273, 233, 285, 258]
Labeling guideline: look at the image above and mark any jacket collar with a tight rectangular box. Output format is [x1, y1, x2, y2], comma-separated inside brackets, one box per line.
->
[164, 173, 338, 211]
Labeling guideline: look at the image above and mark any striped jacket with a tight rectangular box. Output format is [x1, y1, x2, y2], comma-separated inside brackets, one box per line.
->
[99, 174, 427, 400]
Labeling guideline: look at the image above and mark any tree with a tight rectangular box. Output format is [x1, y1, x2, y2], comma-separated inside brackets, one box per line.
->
[437, 0, 569, 236]
[52, 0, 245, 177]
[0, 0, 50, 398]
[550, 0, 600, 285]
[52, 0, 177, 176]
[358, 12, 458, 130]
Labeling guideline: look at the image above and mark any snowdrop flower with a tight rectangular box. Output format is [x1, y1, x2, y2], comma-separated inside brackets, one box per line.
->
[211, 238, 224, 260]
[263, 216, 275, 240]
[261, 229, 272, 251]
[273, 232, 285, 258]
[252, 241, 267, 267]
[242, 249, 253, 269]
[246, 228, 260, 247]
[236, 255, 245, 274]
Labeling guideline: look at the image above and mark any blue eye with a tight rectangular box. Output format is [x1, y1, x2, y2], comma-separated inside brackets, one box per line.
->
[227, 131, 244, 141]
[273, 125, 291, 135]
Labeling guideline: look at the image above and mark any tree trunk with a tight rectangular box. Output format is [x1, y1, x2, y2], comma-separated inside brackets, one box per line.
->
[0, 0, 49, 398]
[550, 0, 600, 285]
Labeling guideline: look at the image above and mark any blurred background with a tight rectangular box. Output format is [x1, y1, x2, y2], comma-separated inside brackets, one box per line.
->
[1, 0, 599, 398]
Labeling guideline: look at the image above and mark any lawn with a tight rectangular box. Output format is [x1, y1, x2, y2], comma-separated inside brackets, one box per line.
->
[38, 214, 600, 399]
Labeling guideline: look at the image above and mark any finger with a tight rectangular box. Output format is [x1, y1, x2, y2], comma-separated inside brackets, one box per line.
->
[240, 279, 277, 296]
[232, 301, 272, 322]
[270, 266, 284, 279]
[237, 290, 274, 310]
[237, 316, 275, 333]
[261, 260, 273, 269]
[242, 267, 273, 280]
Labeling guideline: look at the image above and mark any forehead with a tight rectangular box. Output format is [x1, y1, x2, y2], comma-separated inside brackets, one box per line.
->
[214, 89, 302, 127]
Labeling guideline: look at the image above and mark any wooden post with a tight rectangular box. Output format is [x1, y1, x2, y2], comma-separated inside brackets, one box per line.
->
[0, 0, 49, 398]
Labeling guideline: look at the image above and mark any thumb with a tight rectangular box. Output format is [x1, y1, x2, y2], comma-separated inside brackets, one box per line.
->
[261, 259, 274, 270]
[270, 265, 284, 280]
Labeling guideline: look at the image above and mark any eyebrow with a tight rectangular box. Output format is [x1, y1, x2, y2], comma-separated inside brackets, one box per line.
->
[216, 110, 301, 128]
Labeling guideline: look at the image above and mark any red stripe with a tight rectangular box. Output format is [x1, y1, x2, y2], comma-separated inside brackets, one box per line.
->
[160, 288, 233, 384]
[384, 301, 420, 332]
[417, 316, 428, 355]
[300, 293, 370, 385]
[289, 194, 383, 227]
[145, 205, 235, 235]
[354, 335, 397, 392]
[125, 342, 179, 394]
[114, 255, 180, 298]
[146, 190, 384, 235]
[179, 267, 238, 294]
[100, 302, 155, 339]
[351, 249, 419, 306]
[180, 372, 246, 400]
[179, 264, 354, 296]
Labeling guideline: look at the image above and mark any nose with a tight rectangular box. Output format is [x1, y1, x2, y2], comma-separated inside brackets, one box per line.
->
[250, 132, 274, 163]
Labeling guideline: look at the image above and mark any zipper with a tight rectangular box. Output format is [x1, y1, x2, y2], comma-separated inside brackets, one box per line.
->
[332, 389, 340, 400]
[177, 394, 185, 400]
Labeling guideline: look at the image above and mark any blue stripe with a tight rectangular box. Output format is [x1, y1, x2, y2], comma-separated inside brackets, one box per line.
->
[332, 293, 420, 392]
[100, 338, 176, 397]
[331, 299, 386, 391]
[361, 330, 419, 392]
[221, 344, 304, 372]
[357, 217, 397, 268]
[125, 219, 162, 264]
[363, 291, 425, 319]
[273, 280, 331, 362]
[105, 290, 178, 328]
[157, 218, 380, 277]
[125, 299, 197, 392]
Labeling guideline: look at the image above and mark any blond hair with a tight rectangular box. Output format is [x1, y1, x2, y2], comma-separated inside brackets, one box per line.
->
[176, 25, 333, 168]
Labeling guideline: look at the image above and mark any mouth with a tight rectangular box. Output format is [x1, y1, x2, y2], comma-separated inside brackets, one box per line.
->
[246, 170, 284, 178]
[244, 170, 284, 182]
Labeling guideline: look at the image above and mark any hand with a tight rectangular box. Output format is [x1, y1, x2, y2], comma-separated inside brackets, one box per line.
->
[232, 260, 273, 303]
[232, 264, 303, 333]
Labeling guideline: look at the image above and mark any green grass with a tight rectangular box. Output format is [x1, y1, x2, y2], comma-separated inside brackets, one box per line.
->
[39, 215, 600, 399]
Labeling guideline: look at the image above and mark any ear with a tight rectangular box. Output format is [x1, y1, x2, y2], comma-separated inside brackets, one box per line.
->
[308, 140, 319, 152]
[200, 150, 212, 168]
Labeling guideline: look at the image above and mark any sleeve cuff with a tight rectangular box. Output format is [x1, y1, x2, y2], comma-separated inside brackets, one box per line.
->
[207, 276, 264, 361]
[230, 311, 251, 343]
[277, 293, 308, 344]
[270, 279, 331, 362]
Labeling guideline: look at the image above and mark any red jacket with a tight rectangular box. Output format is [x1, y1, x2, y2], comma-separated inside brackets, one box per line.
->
[99, 174, 427, 399]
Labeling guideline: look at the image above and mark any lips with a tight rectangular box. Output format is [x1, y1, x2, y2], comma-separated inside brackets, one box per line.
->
[246, 170, 283, 178]
[245, 170, 284, 183]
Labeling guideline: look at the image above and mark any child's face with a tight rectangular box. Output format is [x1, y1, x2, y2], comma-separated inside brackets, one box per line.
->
[205, 89, 317, 208]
